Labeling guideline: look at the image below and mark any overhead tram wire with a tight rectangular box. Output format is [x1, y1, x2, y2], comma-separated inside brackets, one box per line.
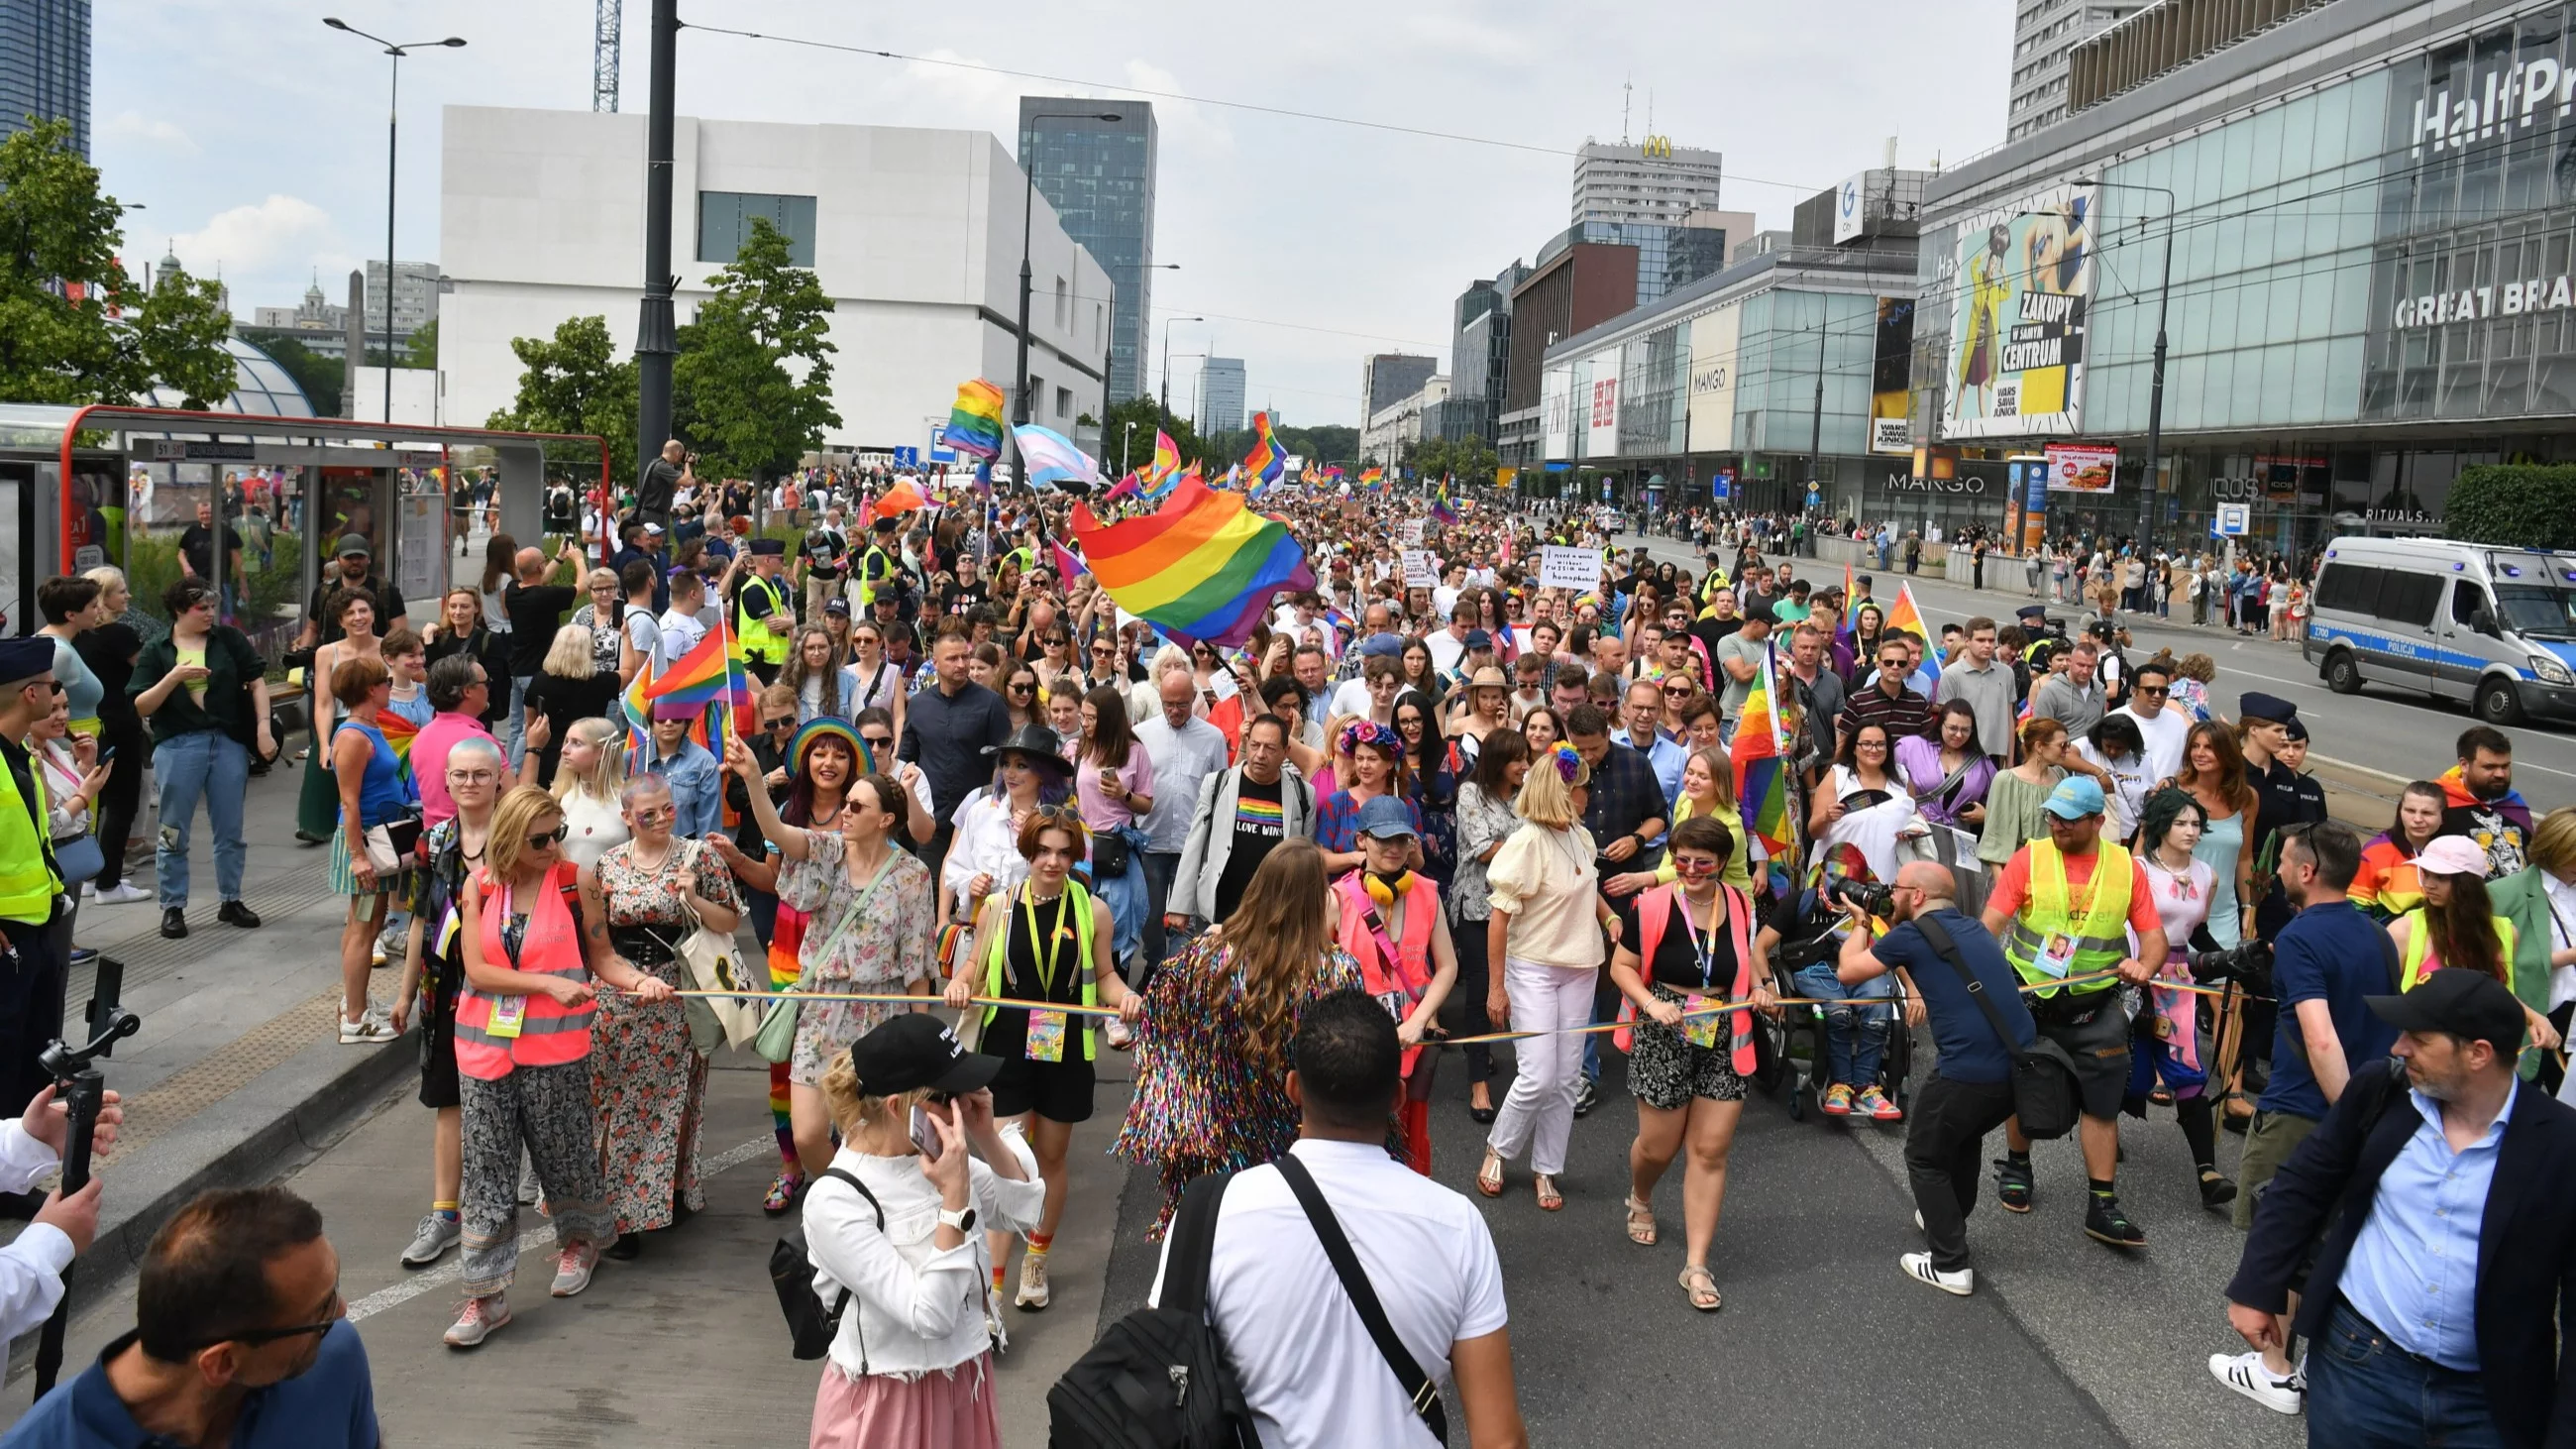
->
[678, 19, 1826, 193]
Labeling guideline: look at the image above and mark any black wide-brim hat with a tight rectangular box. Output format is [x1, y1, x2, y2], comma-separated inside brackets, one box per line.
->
[987, 723, 1075, 780]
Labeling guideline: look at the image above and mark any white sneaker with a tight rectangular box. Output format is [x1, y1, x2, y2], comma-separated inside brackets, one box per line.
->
[339, 1010, 397, 1045]
[2207, 1351, 2304, 1414]
[1899, 1252, 1974, 1296]
[443, 1293, 509, 1348]
[90, 883, 152, 905]
[401, 1212, 461, 1268]
[1015, 1250, 1051, 1311]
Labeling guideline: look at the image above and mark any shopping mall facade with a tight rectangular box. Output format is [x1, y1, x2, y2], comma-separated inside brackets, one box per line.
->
[1540, 0, 2576, 560]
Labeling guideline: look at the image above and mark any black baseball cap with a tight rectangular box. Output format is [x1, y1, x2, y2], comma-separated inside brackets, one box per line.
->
[2367, 970, 2526, 1056]
[846, 1014, 1000, 1097]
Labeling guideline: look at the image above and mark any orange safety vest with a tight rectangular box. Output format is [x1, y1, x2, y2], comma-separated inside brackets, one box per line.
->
[1334, 871, 1440, 1076]
[1613, 882, 1758, 1075]
[454, 861, 595, 1079]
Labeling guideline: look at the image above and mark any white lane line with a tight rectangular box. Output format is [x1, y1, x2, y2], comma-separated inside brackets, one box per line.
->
[345, 1135, 773, 1322]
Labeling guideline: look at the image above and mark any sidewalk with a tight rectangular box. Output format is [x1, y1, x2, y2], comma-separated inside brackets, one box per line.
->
[2, 750, 414, 1372]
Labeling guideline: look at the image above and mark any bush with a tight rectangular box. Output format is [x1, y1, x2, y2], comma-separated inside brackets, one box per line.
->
[2445, 465, 2576, 549]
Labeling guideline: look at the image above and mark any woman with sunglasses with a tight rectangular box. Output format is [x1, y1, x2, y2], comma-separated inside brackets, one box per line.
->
[782, 625, 847, 726]
[445, 785, 674, 1347]
[1000, 666, 1042, 734]
[325, 653, 416, 1046]
[843, 623, 905, 746]
[1316, 721, 1421, 878]
[588, 772, 742, 1259]
[1606, 745, 1753, 899]
[132, 579, 272, 940]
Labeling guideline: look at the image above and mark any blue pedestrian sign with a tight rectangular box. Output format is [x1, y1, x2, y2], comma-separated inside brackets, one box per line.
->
[892, 446, 919, 468]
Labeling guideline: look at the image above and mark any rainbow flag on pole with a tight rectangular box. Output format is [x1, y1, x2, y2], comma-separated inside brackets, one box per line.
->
[1883, 581, 1940, 688]
[644, 617, 756, 741]
[1730, 649, 1793, 864]
[1239, 411, 1285, 491]
[1429, 479, 1459, 526]
[939, 379, 1006, 460]
[1071, 476, 1315, 648]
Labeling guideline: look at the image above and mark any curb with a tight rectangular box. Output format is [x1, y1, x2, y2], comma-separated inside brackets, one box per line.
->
[4, 1030, 415, 1375]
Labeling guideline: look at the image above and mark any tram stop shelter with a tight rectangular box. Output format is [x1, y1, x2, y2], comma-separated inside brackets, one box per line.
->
[0, 403, 610, 647]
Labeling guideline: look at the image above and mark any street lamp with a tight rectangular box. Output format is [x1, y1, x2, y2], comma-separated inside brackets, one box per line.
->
[1015, 110, 1123, 447]
[323, 18, 466, 429]
[2072, 176, 2175, 557]
[1098, 262, 1179, 474]
[1159, 315, 1205, 417]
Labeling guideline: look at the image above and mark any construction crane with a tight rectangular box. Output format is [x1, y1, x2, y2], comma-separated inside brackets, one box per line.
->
[591, 0, 620, 111]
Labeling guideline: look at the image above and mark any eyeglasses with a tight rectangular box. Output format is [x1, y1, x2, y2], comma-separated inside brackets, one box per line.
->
[1857, 739, 1889, 750]
[527, 825, 569, 848]
[1397, 716, 1426, 729]
[184, 1291, 346, 1351]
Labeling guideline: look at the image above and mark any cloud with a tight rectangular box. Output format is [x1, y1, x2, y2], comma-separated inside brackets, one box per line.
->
[167, 195, 340, 280]
[104, 110, 200, 156]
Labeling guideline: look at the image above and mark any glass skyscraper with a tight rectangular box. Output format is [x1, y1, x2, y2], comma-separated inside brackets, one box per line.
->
[0, 0, 89, 157]
[1018, 99, 1157, 402]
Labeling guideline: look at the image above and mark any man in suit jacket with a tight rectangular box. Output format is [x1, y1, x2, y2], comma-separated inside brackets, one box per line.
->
[2224, 969, 2576, 1448]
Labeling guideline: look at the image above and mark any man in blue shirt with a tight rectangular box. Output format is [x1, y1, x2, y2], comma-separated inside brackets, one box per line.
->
[4, 1186, 377, 1448]
[1836, 860, 2035, 1298]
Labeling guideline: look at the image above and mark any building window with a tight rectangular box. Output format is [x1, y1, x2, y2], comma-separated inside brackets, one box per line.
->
[1056, 386, 1074, 418]
[698, 192, 817, 267]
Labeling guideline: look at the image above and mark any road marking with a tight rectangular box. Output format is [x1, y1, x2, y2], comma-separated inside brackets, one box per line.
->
[345, 1135, 773, 1322]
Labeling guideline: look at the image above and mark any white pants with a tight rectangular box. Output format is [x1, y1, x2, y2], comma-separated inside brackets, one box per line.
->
[1485, 957, 1597, 1176]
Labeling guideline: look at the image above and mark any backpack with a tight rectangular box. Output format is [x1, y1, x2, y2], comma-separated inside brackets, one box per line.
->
[770, 1168, 881, 1363]
[1046, 1172, 1259, 1448]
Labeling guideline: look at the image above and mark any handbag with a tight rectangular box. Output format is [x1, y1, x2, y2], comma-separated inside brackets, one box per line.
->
[756, 851, 904, 1064]
[667, 840, 763, 1053]
[1913, 913, 2085, 1141]
[363, 809, 426, 875]
[1089, 827, 1131, 881]
[50, 834, 103, 889]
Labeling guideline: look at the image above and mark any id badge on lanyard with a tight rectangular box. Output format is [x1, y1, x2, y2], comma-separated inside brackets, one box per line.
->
[1678, 896, 1724, 1049]
[1022, 892, 1073, 1063]
[487, 883, 531, 1038]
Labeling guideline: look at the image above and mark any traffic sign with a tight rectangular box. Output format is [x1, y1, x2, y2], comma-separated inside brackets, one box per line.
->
[2213, 502, 2250, 537]
[892, 446, 919, 468]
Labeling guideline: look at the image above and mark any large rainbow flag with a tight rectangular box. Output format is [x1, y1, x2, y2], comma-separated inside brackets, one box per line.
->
[939, 379, 1006, 460]
[1430, 479, 1459, 526]
[1730, 649, 1793, 865]
[1239, 411, 1285, 491]
[1883, 581, 1939, 687]
[1071, 476, 1316, 648]
[644, 619, 757, 739]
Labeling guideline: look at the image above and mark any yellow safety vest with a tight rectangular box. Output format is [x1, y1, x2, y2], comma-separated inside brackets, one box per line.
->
[2000, 838, 2133, 1000]
[0, 750, 62, 926]
[855, 546, 896, 609]
[735, 574, 791, 665]
[2396, 909, 2519, 991]
[981, 881, 1099, 1062]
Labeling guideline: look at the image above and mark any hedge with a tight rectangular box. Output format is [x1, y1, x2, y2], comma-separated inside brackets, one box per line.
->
[2446, 464, 2576, 550]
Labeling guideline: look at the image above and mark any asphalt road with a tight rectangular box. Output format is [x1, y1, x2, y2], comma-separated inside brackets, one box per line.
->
[1621, 531, 2575, 805]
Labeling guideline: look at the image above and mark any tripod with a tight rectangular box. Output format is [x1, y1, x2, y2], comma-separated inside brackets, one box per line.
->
[29, 1006, 141, 1396]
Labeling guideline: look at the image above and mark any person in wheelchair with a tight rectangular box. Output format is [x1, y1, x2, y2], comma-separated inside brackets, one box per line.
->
[1759, 877, 1913, 1122]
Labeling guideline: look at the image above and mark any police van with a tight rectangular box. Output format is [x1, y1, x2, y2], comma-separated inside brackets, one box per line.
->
[2303, 536, 2576, 725]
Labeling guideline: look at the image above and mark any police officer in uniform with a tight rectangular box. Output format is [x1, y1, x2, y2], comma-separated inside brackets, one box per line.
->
[854, 513, 903, 612]
[2241, 693, 2327, 944]
[735, 538, 794, 686]
[0, 638, 69, 1119]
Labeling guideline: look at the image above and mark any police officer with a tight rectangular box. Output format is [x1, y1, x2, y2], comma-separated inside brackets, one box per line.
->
[734, 538, 794, 685]
[0, 638, 69, 1116]
[2240, 692, 2326, 943]
[854, 513, 903, 612]
[2015, 604, 2067, 671]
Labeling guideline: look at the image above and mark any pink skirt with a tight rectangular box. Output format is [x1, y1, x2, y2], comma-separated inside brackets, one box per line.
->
[809, 1355, 1002, 1449]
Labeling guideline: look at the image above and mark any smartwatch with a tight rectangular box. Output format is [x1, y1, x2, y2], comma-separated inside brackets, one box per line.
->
[938, 1205, 977, 1233]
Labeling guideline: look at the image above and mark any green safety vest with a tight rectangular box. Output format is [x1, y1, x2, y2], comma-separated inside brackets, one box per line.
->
[736, 574, 791, 665]
[1999, 838, 2132, 1000]
[0, 751, 62, 926]
[982, 880, 1099, 1062]
[855, 546, 897, 608]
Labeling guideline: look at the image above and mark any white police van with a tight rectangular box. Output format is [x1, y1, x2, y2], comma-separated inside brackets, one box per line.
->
[2304, 537, 2576, 725]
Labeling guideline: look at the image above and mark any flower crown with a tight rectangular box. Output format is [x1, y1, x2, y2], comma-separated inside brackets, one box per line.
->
[1552, 740, 1582, 783]
[1341, 720, 1400, 755]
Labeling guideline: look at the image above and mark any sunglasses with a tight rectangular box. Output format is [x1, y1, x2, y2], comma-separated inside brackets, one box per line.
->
[2138, 685, 2170, 696]
[527, 825, 569, 848]
[1091, 644, 1114, 655]
[630, 804, 675, 825]
[863, 734, 895, 749]
[1009, 682, 1035, 694]
[762, 715, 797, 730]
[1671, 856, 1721, 877]
[1662, 684, 1691, 697]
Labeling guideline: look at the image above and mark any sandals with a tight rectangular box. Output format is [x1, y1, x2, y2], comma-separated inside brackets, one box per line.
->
[1476, 1150, 1505, 1199]
[1534, 1174, 1563, 1212]
[763, 1170, 805, 1216]
[1678, 1264, 1722, 1312]
[1624, 1194, 1657, 1246]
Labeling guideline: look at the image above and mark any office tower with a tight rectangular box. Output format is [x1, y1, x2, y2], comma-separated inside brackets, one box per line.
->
[1571, 139, 1724, 227]
[0, 0, 89, 156]
[1199, 357, 1244, 434]
[2009, 0, 2150, 140]
[1019, 99, 1158, 400]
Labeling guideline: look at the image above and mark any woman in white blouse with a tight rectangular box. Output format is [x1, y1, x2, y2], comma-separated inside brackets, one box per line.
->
[804, 1015, 1042, 1448]
[549, 717, 632, 870]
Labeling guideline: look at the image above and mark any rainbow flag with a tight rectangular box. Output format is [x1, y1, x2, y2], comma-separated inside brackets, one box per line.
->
[1884, 581, 1940, 687]
[645, 618, 756, 741]
[1358, 466, 1386, 494]
[1240, 411, 1285, 490]
[939, 379, 1006, 460]
[1071, 476, 1316, 648]
[1149, 430, 1181, 487]
[1429, 479, 1459, 526]
[1730, 649, 1793, 862]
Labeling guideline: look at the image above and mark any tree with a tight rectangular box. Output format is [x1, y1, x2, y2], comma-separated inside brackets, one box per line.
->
[2447, 465, 2576, 550]
[238, 328, 344, 416]
[1405, 433, 1499, 490]
[404, 317, 439, 370]
[486, 314, 639, 491]
[0, 119, 235, 407]
[673, 215, 839, 482]
[1100, 392, 1205, 477]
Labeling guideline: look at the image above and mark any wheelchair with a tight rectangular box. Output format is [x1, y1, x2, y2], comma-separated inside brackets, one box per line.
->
[1754, 974, 1915, 1122]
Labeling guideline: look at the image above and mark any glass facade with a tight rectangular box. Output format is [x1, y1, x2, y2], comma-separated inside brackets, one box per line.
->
[0, 0, 88, 157]
[697, 191, 817, 268]
[1020, 103, 1157, 401]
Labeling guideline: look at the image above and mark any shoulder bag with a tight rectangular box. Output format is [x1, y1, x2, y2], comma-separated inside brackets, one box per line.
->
[660, 839, 764, 1052]
[755, 849, 904, 1063]
[771, 1167, 881, 1362]
[1912, 912, 2085, 1141]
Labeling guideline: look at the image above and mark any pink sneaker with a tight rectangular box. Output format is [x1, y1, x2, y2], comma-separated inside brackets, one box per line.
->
[550, 1242, 599, 1297]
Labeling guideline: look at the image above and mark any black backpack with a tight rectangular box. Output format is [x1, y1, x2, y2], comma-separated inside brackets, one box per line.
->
[1046, 1171, 1258, 1448]
[770, 1168, 881, 1363]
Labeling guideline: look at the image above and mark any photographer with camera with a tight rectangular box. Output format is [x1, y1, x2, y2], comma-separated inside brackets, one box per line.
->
[1980, 777, 2166, 1250]
[1832, 861, 2033, 1295]
[0, 1079, 124, 1340]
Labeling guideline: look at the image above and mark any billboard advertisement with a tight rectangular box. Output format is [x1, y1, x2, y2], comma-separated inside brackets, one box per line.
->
[1586, 348, 1623, 458]
[1870, 296, 1915, 453]
[1942, 181, 2093, 439]
[1541, 365, 1573, 461]
[1685, 302, 1740, 454]
[2042, 441, 2117, 493]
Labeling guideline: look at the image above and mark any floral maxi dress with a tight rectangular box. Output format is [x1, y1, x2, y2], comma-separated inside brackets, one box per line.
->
[591, 837, 740, 1235]
[778, 834, 938, 1087]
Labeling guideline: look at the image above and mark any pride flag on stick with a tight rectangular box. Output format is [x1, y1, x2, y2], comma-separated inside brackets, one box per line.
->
[1730, 649, 1794, 871]
[1883, 581, 1939, 688]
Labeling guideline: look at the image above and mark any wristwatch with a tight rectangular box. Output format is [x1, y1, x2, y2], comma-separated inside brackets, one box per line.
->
[938, 1205, 977, 1233]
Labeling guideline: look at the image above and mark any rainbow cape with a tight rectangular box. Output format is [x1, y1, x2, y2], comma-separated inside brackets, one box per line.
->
[939, 379, 1006, 460]
[1730, 648, 1793, 864]
[1071, 476, 1315, 648]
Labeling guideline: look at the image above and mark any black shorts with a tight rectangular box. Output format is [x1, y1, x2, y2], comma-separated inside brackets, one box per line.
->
[418, 967, 461, 1111]
[987, 1052, 1096, 1125]
[2032, 992, 2132, 1121]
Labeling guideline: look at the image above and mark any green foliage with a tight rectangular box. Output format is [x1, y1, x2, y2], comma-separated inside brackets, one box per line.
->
[405, 317, 439, 370]
[1100, 393, 1204, 476]
[239, 329, 344, 416]
[1201, 420, 1359, 472]
[485, 314, 639, 492]
[673, 215, 840, 483]
[1403, 434, 1499, 490]
[2445, 465, 2576, 550]
[0, 119, 236, 407]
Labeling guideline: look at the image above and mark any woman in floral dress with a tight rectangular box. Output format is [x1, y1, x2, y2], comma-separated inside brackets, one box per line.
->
[724, 731, 938, 1179]
[586, 771, 740, 1259]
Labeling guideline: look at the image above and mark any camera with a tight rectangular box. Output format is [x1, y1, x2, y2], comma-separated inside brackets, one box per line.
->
[2188, 938, 2274, 996]
[1826, 877, 1895, 921]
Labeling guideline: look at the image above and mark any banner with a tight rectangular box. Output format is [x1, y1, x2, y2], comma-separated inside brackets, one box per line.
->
[1539, 545, 1600, 591]
[1940, 181, 2093, 439]
[1870, 296, 1915, 454]
[1401, 549, 1438, 588]
[1685, 301, 1741, 454]
[2042, 442, 2117, 493]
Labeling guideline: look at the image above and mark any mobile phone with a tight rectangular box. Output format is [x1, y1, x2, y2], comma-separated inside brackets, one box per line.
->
[910, 1102, 942, 1159]
[96, 746, 116, 766]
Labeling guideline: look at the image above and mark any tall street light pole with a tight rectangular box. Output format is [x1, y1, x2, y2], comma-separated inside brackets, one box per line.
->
[1015, 110, 1123, 483]
[635, 0, 680, 492]
[323, 19, 465, 430]
[2074, 176, 2176, 558]
[1160, 315, 1204, 418]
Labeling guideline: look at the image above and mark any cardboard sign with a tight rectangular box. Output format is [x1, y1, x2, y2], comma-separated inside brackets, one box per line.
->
[1539, 545, 1600, 592]
[1401, 550, 1438, 588]
[1400, 518, 1426, 546]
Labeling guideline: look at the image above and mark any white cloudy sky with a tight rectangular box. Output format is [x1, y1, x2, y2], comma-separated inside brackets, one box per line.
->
[100, 0, 2011, 425]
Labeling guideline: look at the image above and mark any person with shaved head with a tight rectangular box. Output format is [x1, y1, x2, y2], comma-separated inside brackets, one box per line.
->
[1834, 859, 2038, 1298]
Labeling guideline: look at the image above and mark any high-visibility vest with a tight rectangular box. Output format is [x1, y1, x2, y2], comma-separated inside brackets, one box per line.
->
[2396, 908, 2520, 991]
[454, 862, 595, 1078]
[736, 573, 791, 665]
[0, 753, 60, 926]
[2000, 838, 2133, 1000]
[855, 546, 897, 608]
[1334, 871, 1441, 1076]
[981, 881, 1099, 1062]
[1610, 882, 1759, 1073]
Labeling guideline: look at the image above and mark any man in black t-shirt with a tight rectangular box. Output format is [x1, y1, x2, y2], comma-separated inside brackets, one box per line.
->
[938, 554, 991, 617]
[177, 502, 246, 607]
[1171, 716, 1314, 927]
[799, 509, 848, 620]
[635, 440, 689, 530]
[499, 540, 586, 767]
[294, 536, 407, 650]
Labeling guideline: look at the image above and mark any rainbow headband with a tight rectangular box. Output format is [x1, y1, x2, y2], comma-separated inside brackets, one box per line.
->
[792, 717, 874, 774]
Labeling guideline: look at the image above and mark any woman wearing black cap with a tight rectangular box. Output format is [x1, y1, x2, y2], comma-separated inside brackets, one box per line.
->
[805, 1017, 1040, 1446]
